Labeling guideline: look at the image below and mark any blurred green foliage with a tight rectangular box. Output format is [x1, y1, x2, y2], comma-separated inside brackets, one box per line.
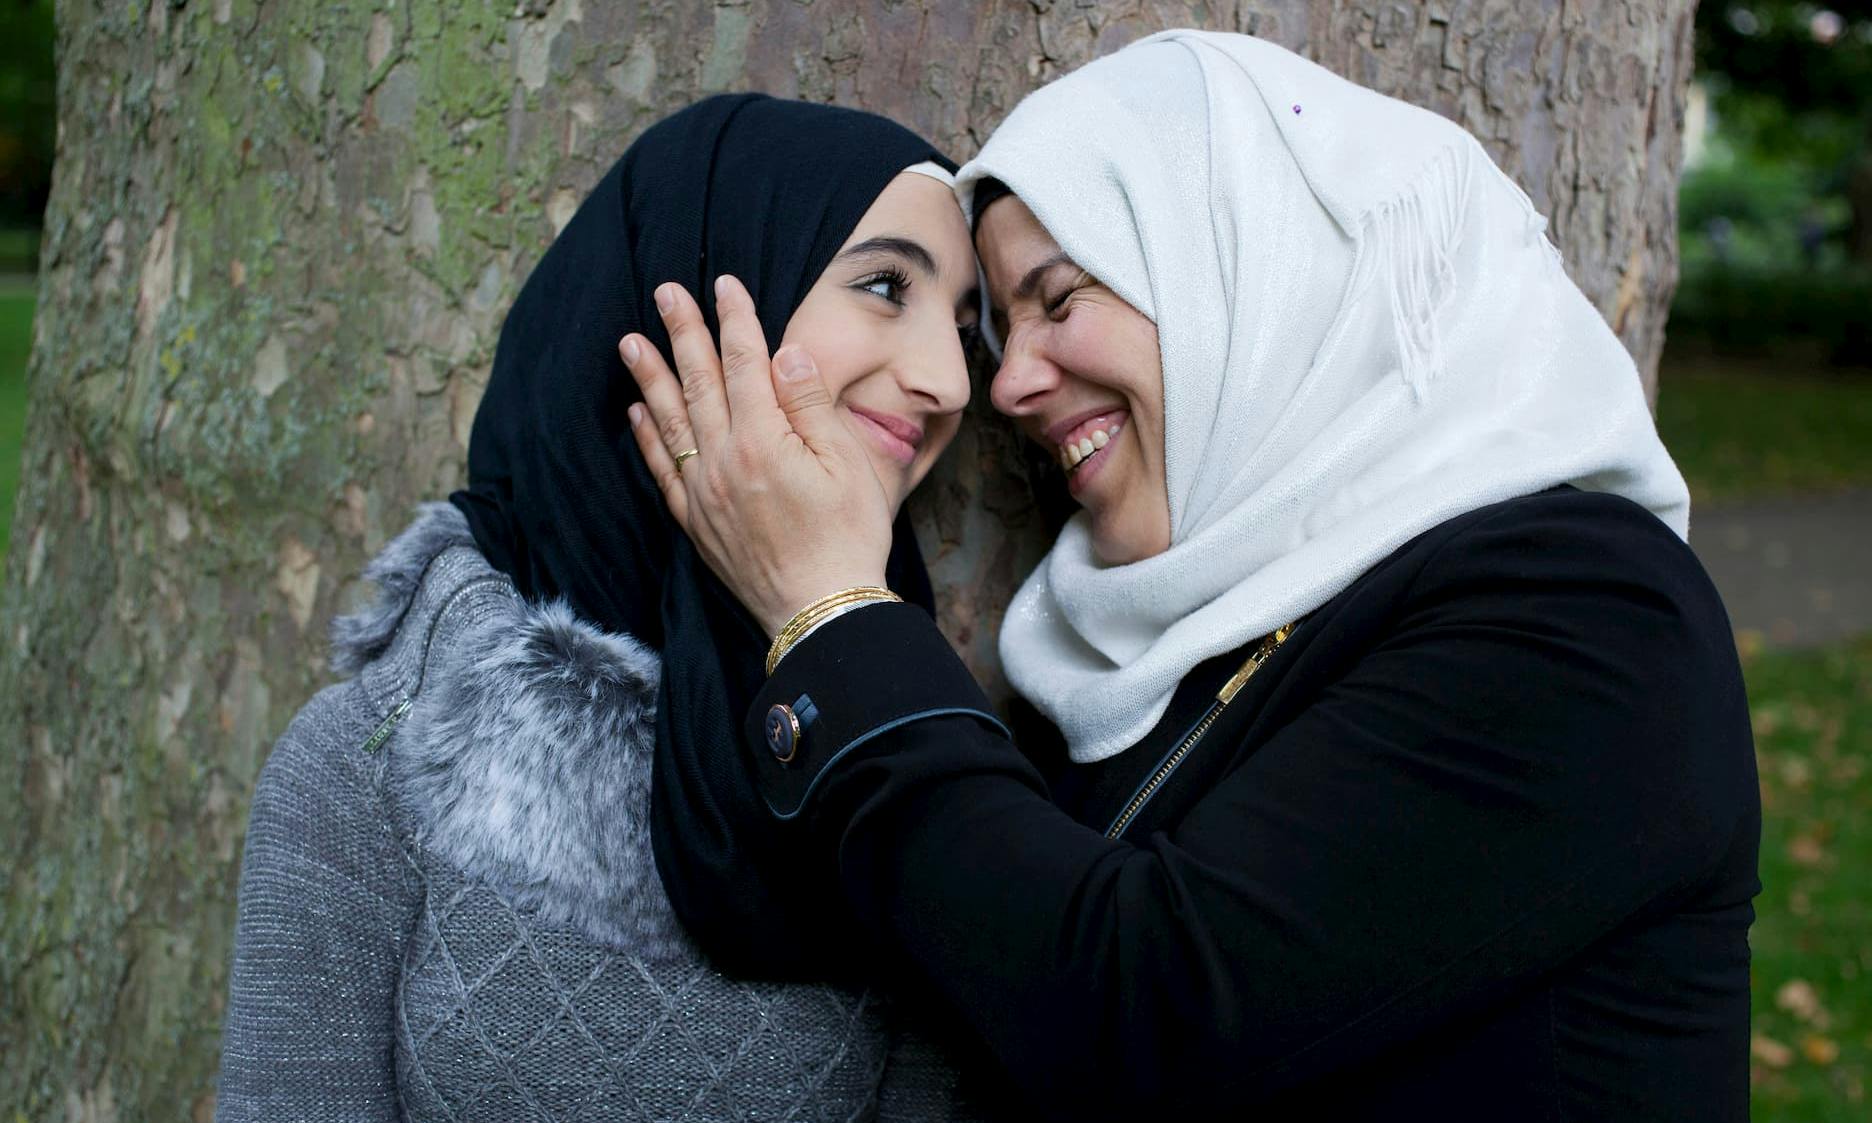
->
[0, 285, 31, 552]
[0, 0, 55, 243]
[1670, 266, 1872, 363]
[1676, 4, 1872, 362]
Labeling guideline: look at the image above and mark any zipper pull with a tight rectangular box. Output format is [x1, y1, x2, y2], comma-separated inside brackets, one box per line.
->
[361, 697, 413, 753]
[1216, 623, 1294, 703]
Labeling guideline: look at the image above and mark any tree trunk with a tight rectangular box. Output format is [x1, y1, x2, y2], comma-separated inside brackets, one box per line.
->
[0, 0, 1695, 1116]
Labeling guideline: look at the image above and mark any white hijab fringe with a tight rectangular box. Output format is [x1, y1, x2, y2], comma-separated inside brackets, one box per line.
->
[958, 31, 1690, 762]
[1361, 141, 1466, 399]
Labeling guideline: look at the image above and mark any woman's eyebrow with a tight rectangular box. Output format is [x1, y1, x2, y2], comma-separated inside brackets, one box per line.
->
[1013, 252, 1075, 301]
[838, 236, 938, 279]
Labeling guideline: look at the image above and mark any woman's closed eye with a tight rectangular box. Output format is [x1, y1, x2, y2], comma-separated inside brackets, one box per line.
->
[1043, 270, 1093, 320]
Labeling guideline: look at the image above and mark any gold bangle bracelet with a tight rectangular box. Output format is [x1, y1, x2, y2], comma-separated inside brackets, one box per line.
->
[765, 585, 901, 676]
[766, 587, 899, 674]
[766, 597, 891, 676]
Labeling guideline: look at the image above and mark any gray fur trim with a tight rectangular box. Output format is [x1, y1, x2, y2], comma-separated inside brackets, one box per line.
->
[329, 502, 478, 676]
[334, 502, 686, 956]
[389, 598, 689, 958]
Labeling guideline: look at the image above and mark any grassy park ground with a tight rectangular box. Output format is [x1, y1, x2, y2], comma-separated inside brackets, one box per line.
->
[1657, 350, 1872, 505]
[0, 290, 1866, 1116]
[1658, 353, 1872, 1119]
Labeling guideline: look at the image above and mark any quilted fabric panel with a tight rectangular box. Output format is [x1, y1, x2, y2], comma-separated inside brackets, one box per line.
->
[395, 861, 885, 1123]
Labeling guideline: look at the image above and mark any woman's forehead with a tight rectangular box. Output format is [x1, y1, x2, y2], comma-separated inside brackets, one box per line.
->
[975, 198, 1070, 296]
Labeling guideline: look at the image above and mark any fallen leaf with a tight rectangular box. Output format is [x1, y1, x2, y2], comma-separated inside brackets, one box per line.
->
[1801, 1034, 1840, 1065]
[1787, 833, 1827, 866]
[1775, 978, 1825, 1025]
[1753, 1034, 1794, 1069]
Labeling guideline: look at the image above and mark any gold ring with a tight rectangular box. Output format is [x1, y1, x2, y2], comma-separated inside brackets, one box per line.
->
[673, 447, 700, 470]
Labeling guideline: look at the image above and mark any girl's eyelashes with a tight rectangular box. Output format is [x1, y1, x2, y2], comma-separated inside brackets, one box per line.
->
[958, 321, 983, 352]
[852, 266, 913, 307]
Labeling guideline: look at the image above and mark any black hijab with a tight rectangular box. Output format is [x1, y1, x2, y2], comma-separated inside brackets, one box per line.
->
[451, 94, 949, 975]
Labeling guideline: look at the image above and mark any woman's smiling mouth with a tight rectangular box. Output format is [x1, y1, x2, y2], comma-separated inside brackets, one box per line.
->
[1044, 408, 1129, 490]
[847, 405, 923, 467]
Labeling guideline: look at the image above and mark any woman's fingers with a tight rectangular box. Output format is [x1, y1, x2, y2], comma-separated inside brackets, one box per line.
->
[713, 275, 783, 433]
[655, 282, 732, 447]
[771, 345, 850, 458]
[627, 400, 693, 529]
[620, 333, 699, 460]
[619, 334, 694, 526]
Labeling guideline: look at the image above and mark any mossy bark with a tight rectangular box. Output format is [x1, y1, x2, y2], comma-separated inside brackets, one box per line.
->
[0, 0, 1694, 1116]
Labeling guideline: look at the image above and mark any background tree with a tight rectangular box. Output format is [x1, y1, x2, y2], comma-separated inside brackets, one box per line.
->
[0, 0, 56, 271]
[1694, 2, 1872, 264]
[1, 0, 1696, 1116]
[1672, 3, 1872, 361]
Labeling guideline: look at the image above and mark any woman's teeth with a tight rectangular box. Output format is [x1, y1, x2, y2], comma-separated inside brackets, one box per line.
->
[1060, 423, 1121, 473]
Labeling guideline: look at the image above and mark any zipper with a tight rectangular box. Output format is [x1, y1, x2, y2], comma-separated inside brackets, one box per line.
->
[1103, 623, 1294, 839]
[361, 696, 413, 753]
[355, 573, 510, 756]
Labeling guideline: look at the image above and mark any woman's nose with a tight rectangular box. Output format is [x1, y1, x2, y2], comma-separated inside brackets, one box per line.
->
[988, 328, 1059, 417]
[896, 321, 973, 414]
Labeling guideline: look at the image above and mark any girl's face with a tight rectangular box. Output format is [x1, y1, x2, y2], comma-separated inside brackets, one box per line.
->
[781, 171, 978, 514]
[975, 196, 1171, 565]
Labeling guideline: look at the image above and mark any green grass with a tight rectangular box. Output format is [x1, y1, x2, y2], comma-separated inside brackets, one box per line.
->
[0, 226, 40, 273]
[0, 284, 31, 556]
[1657, 352, 1872, 505]
[1745, 633, 1872, 1119]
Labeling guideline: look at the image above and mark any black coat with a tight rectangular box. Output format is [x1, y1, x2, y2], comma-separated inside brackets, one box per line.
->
[652, 487, 1760, 1121]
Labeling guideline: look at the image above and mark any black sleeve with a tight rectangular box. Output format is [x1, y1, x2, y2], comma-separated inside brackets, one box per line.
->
[672, 503, 1755, 1114]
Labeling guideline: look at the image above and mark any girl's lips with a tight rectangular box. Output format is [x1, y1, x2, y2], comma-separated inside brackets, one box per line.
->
[848, 407, 919, 467]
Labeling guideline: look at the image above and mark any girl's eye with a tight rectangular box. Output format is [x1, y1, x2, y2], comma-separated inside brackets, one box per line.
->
[855, 268, 911, 307]
[958, 322, 983, 352]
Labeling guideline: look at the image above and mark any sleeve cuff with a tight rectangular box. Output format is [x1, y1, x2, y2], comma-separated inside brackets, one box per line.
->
[744, 600, 1009, 820]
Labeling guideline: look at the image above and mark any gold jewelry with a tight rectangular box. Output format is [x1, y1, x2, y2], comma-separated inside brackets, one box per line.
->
[765, 585, 901, 676]
[672, 447, 700, 470]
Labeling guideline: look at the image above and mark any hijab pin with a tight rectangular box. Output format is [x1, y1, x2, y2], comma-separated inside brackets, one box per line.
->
[1292, 104, 1302, 114]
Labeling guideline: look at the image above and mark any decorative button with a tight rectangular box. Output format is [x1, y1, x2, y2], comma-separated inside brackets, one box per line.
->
[764, 703, 801, 764]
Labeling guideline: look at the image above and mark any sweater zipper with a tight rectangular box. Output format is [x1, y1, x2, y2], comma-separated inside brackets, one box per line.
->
[1104, 623, 1293, 840]
[361, 696, 412, 754]
[355, 574, 509, 755]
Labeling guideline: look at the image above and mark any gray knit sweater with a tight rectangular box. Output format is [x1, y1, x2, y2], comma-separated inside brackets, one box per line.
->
[216, 504, 974, 1122]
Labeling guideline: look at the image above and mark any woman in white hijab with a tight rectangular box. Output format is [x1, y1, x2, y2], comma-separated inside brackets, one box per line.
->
[621, 31, 1756, 1120]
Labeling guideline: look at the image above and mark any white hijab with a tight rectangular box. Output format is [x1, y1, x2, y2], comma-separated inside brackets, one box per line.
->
[956, 30, 1690, 763]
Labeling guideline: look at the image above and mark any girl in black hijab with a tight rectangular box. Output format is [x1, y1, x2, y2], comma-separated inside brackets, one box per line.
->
[451, 92, 982, 974]
[217, 94, 982, 1121]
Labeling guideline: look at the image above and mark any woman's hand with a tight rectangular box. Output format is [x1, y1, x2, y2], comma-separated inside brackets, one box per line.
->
[620, 275, 896, 636]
